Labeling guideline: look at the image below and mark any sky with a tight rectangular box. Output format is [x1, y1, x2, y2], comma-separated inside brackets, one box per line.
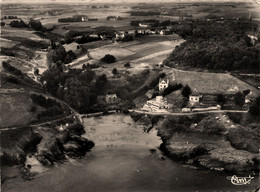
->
[0, 0, 257, 4]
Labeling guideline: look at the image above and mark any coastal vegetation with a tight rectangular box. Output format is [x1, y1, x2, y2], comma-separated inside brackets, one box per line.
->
[164, 19, 260, 73]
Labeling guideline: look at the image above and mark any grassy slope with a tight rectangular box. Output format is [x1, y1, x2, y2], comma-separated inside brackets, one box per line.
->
[164, 68, 260, 96]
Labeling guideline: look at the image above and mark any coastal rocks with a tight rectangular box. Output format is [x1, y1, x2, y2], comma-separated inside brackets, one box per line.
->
[136, 116, 153, 132]
[2, 149, 27, 166]
[0, 127, 43, 166]
[197, 147, 259, 173]
[154, 113, 260, 173]
[1, 122, 94, 169]
[162, 139, 206, 161]
[34, 123, 94, 164]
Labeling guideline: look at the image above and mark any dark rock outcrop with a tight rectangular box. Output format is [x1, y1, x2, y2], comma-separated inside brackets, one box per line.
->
[1, 122, 94, 167]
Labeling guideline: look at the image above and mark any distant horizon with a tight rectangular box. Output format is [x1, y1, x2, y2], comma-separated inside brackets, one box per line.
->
[0, 0, 257, 4]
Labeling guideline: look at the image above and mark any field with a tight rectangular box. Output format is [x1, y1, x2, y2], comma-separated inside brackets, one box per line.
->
[0, 26, 49, 77]
[0, 90, 36, 128]
[68, 35, 183, 75]
[165, 68, 260, 97]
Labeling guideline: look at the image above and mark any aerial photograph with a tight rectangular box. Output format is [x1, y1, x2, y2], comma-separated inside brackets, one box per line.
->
[0, 0, 259, 191]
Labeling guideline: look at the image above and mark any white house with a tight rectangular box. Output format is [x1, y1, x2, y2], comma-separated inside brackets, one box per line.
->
[189, 89, 202, 106]
[106, 93, 118, 104]
[159, 78, 169, 92]
[81, 16, 88, 22]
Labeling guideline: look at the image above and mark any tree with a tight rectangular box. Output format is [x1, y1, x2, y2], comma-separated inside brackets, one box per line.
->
[64, 50, 76, 64]
[112, 68, 118, 75]
[82, 64, 87, 70]
[101, 54, 116, 64]
[216, 94, 226, 104]
[249, 96, 260, 116]
[181, 85, 191, 98]
[243, 89, 250, 96]
[34, 68, 39, 75]
[52, 46, 67, 63]
[234, 91, 245, 107]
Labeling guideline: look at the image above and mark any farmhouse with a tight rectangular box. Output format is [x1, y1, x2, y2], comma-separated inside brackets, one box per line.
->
[106, 93, 118, 104]
[189, 89, 202, 106]
[159, 78, 169, 92]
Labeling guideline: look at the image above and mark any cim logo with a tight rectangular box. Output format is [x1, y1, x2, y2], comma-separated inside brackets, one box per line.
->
[227, 175, 254, 185]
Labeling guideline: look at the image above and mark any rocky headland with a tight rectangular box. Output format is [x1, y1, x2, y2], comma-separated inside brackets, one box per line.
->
[1, 117, 94, 181]
[130, 112, 260, 174]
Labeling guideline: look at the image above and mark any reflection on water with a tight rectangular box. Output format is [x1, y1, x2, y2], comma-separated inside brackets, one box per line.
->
[2, 114, 259, 192]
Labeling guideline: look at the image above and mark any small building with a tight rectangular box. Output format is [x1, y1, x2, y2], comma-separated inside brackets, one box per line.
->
[139, 23, 150, 28]
[106, 93, 118, 104]
[143, 96, 172, 112]
[115, 31, 125, 40]
[128, 30, 136, 35]
[81, 16, 88, 22]
[160, 30, 171, 35]
[159, 78, 169, 92]
[89, 34, 99, 38]
[189, 89, 202, 106]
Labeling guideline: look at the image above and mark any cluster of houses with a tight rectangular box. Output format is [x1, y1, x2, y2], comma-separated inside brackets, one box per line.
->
[136, 23, 173, 35]
[142, 77, 223, 113]
[142, 78, 172, 112]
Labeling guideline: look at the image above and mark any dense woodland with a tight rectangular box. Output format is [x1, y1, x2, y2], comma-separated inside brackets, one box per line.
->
[164, 19, 260, 73]
[41, 67, 107, 113]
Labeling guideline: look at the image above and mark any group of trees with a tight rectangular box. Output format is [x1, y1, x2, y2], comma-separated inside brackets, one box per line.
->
[162, 83, 183, 97]
[9, 18, 46, 32]
[47, 45, 76, 66]
[9, 20, 28, 28]
[58, 15, 86, 22]
[75, 35, 101, 44]
[2, 15, 17, 19]
[41, 67, 108, 113]
[164, 20, 260, 72]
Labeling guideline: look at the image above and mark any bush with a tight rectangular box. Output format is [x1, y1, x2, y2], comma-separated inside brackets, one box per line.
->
[112, 68, 118, 75]
[124, 63, 131, 68]
[101, 54, 116, 64]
